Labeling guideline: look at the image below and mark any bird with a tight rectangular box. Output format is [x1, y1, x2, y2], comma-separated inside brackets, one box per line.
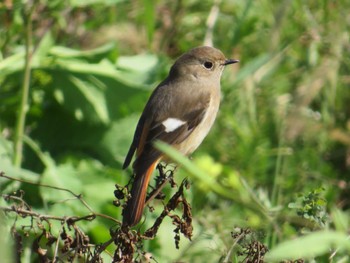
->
[122, 46, 239, 226]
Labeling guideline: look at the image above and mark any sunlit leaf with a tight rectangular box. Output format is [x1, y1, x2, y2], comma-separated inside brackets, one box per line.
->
[266, 231, 350, 261]
[50, 42, 116, 59]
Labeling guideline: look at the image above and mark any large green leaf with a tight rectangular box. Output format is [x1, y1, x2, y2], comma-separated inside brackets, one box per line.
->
[0, 137, 40, 195]
[265, 231, 350, 261]
[39, 157, 120, 219]
[49, 42, 116, 60]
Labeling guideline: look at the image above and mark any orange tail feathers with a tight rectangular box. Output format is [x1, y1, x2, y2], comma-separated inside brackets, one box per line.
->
[122, 161, 158, 226]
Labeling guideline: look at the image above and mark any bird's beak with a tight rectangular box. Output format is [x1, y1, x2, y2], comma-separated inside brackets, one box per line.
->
[223, 59, 239, 66]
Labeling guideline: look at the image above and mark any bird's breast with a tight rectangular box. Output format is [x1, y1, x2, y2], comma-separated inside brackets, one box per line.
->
[175, 91, 220, 155]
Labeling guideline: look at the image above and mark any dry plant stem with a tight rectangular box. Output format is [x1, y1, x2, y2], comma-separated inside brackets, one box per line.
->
[5, 194, 31, 210]
[0, 172, 121, 224]
[89, 238, 115, 263]
[223, 231, 246, 263]
[144, 177, 170, 207]
[13, 3, 35, 167]
[204, 0, 221, 46]
[0, 206, 96, 223]
[94, 212, 121, 224]
[53, 222, 65, 263]
[142, 179, 190, 239]
[144, 164, 177, 207]
[1, 172, 78, 197]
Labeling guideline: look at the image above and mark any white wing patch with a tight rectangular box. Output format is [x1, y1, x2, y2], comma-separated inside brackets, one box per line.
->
[162, 118, 186, 133]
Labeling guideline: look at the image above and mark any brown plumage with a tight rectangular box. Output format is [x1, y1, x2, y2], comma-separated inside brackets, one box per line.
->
[122, 46, 239, 226]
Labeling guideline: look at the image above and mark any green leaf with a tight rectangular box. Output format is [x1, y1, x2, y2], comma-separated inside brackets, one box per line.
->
[69, 75, 110, 123]
[0, 52, 25, 76]
[32, 32, 55, 65]
[101, 115, 140, 164]
[50, 42, 116, 59]
[0, 137, 40, 192]
[116, 53, 159, 84]
[331, 208, 350, 233]
[265, 231, 350, 262]
[117, 54, 158, 72]
[40, 162, 83, 209]
[154, 141, 233, 199]
[0, 213, 14, 263]
[40, 157, 119, 220]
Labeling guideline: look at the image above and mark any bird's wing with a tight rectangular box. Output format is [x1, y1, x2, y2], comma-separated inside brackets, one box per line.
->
[123, 114, 147, 169]
[136, 90, 210, 172]
[123, 81, 211, 171]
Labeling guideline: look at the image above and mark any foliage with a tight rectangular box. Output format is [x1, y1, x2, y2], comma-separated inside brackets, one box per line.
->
[1, 0, 350, 262]
[288, 187, 328, 228]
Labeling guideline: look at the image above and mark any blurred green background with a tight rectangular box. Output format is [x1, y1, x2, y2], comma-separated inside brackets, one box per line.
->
[0, 0, 350, 262]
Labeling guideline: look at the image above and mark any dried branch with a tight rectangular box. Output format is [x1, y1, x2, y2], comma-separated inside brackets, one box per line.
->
[1, 159, 193, 262]
[0, 172, 121, 224]
[142, 178, 192, 241]
[204, 0, 222, 46]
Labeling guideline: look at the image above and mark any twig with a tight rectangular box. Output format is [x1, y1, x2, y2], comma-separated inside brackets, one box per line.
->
[145, 164, 176, 207]
[223, 231, 246, 263]
[1, 173, 78, 198]
[145, 177, 170, 207]
[94, 212, 121, 224]
[1, 171, 94, 211]
[142, 179, 190, 239]
[3, 193, 31, 210]
[53, 222, 65, 263]
[0, 206, 94, 223]
[89, 237, 115, 263]
[0, 172, 121, 224]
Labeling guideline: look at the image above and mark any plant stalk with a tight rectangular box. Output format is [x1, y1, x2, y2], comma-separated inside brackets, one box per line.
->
[13, 5, 35, 167]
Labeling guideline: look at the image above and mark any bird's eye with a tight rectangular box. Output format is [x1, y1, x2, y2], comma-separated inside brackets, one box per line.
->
[203, 61, 213, 70]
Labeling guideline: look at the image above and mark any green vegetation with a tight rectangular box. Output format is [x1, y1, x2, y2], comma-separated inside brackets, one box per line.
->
[1, 0, 349, 262]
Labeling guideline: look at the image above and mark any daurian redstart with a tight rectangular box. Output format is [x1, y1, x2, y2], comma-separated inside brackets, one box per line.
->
[122, 46, 239, 226]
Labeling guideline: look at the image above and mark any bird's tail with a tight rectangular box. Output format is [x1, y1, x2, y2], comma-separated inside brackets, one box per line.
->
[122, 161, 158, 226]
